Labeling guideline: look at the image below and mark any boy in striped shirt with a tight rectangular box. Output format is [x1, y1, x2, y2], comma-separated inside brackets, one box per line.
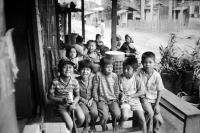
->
[93, 57, 121, 132]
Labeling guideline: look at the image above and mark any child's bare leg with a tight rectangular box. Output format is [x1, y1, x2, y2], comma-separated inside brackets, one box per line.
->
[89, 101, 98, 131]
[74, 105, 85, 127]
[59, 111, 73, 132]
[134, 110, 147, 133]
[119, 107, 130, 129]
[109, 101, 121, 132]
[79, 103, 90, 132]
[98, 101, 109, 131]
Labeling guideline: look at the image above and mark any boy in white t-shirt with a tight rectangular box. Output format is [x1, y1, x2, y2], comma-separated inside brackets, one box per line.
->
[138, 52, 164, 133]
[119, 57, 146, 133]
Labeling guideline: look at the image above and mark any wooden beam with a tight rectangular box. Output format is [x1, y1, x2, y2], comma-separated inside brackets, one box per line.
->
[68, 11, 71, 44]
[81, 0, 85, 40]
[111, 0, 117, 50]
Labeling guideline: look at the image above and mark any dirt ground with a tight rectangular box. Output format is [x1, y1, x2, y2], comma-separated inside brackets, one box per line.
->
[72, 18, 200, 63]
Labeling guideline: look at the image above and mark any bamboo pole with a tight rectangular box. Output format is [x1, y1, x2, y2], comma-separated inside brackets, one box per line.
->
[111, 0, 117, 50]
[81, 0, 85, 40]
[68, 11, 71, 44]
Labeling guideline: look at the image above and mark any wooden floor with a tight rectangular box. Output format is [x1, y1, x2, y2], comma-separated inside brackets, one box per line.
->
[43, 99, 185, 133]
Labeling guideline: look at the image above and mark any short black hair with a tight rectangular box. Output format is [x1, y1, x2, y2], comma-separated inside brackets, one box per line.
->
[101, 19, 104, 22]
[58, 59, 74, 72]
[78, 59, 93, 72]
[86, 40, 96, 48]
[141, 51, 156, 62]
[123, 57, 138, 68]
[76, 35, 84, 43]
[96, 34, 101, 39]
[100, 57, 113, 67]
[100, 46, 110, 56]
[66, 45, 78, 58]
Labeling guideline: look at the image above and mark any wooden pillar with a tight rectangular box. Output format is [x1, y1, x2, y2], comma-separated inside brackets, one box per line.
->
[111, 0, 117, 50]
[68, 11, 71, 44]
[63, 13, 67, 43]
[168, 0, 172, 20]
[150, 0, 154, 21]
[81, 0, 85, 40]
[141, 0, 145, 20]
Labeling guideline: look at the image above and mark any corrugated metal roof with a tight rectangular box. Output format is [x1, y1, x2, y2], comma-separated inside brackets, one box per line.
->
[117, 10, 128, 15]
[173, 7, 188, 11]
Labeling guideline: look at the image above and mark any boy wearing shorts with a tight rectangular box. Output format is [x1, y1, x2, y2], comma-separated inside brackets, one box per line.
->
[93, 57, 121, 132]
[138, 52, 164, 133]
[119, 57, 146, 133]
[47, 59, 85, 132]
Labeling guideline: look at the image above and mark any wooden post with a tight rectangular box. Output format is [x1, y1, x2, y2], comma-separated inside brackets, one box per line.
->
[111, 0, 117, 50]
[141, 0, 145, 20]
[68, 11, 71, 44]
[150, 0, 154, 21]
[81, 0, 85, 40]
[168, 0, 172, 20]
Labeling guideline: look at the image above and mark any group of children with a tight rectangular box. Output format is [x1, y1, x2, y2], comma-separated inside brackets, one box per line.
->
[47, 50, 164, 133]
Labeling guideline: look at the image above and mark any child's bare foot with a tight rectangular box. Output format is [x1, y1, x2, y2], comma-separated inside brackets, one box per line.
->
[89, 126, 96, 133]
[113, 124, 119, 132]
[118, 121, 124, 129]
[82, 126, 90, 133]
[102, 125, 108, 131]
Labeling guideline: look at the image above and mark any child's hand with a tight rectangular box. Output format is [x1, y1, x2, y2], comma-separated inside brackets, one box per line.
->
[61, 98, 68, 104]
[69, 102, 76, 111]
[87, 99, 93, 107]
[82, 98, 89, 105]
[154, 104, 160, 115]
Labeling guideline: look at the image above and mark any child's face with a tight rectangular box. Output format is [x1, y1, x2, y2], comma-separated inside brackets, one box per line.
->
[102, 64, 113, 75]
[125, 36, 131, 43]
[97, 36, 101, 41]
[142, 57, 155, 71]
[80, 67, 91, 79]
[69, 48, 77, 59]
[123, 65, 137, 79]
[88, 42, 96, 53]
[60, 64, 74, 77]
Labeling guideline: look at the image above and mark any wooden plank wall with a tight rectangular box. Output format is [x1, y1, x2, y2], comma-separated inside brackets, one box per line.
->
[35, 0, 59, 91]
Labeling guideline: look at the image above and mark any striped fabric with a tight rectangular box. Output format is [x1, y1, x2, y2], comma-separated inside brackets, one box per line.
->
[48, 77, 79, 98]
[93, 72, 119, 102]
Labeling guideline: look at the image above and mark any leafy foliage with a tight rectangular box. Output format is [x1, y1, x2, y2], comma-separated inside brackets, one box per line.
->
[159, 33, 182, 75]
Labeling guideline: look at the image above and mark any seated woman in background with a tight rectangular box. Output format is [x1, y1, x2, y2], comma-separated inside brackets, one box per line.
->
[119, 34, 140, 58]
[116, 34, 124, 50]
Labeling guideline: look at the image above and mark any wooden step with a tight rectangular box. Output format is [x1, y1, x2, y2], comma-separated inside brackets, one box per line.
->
[43, 123, 142, 133]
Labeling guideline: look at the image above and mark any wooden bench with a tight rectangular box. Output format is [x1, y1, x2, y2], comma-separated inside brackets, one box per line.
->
[160, 89, 200, 133]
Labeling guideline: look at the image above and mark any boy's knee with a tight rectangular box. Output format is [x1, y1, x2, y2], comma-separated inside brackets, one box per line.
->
[112, 110, 121, 119]
[145, 110, 154, 118]
[90, 110, 98, 118]
[100, 113, 109, 121]
[121, 114, 129, 121]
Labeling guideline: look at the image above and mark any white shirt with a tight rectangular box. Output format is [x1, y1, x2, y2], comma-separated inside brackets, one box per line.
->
[120, 73, 145, 105]
[137, 68, 165, 103]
